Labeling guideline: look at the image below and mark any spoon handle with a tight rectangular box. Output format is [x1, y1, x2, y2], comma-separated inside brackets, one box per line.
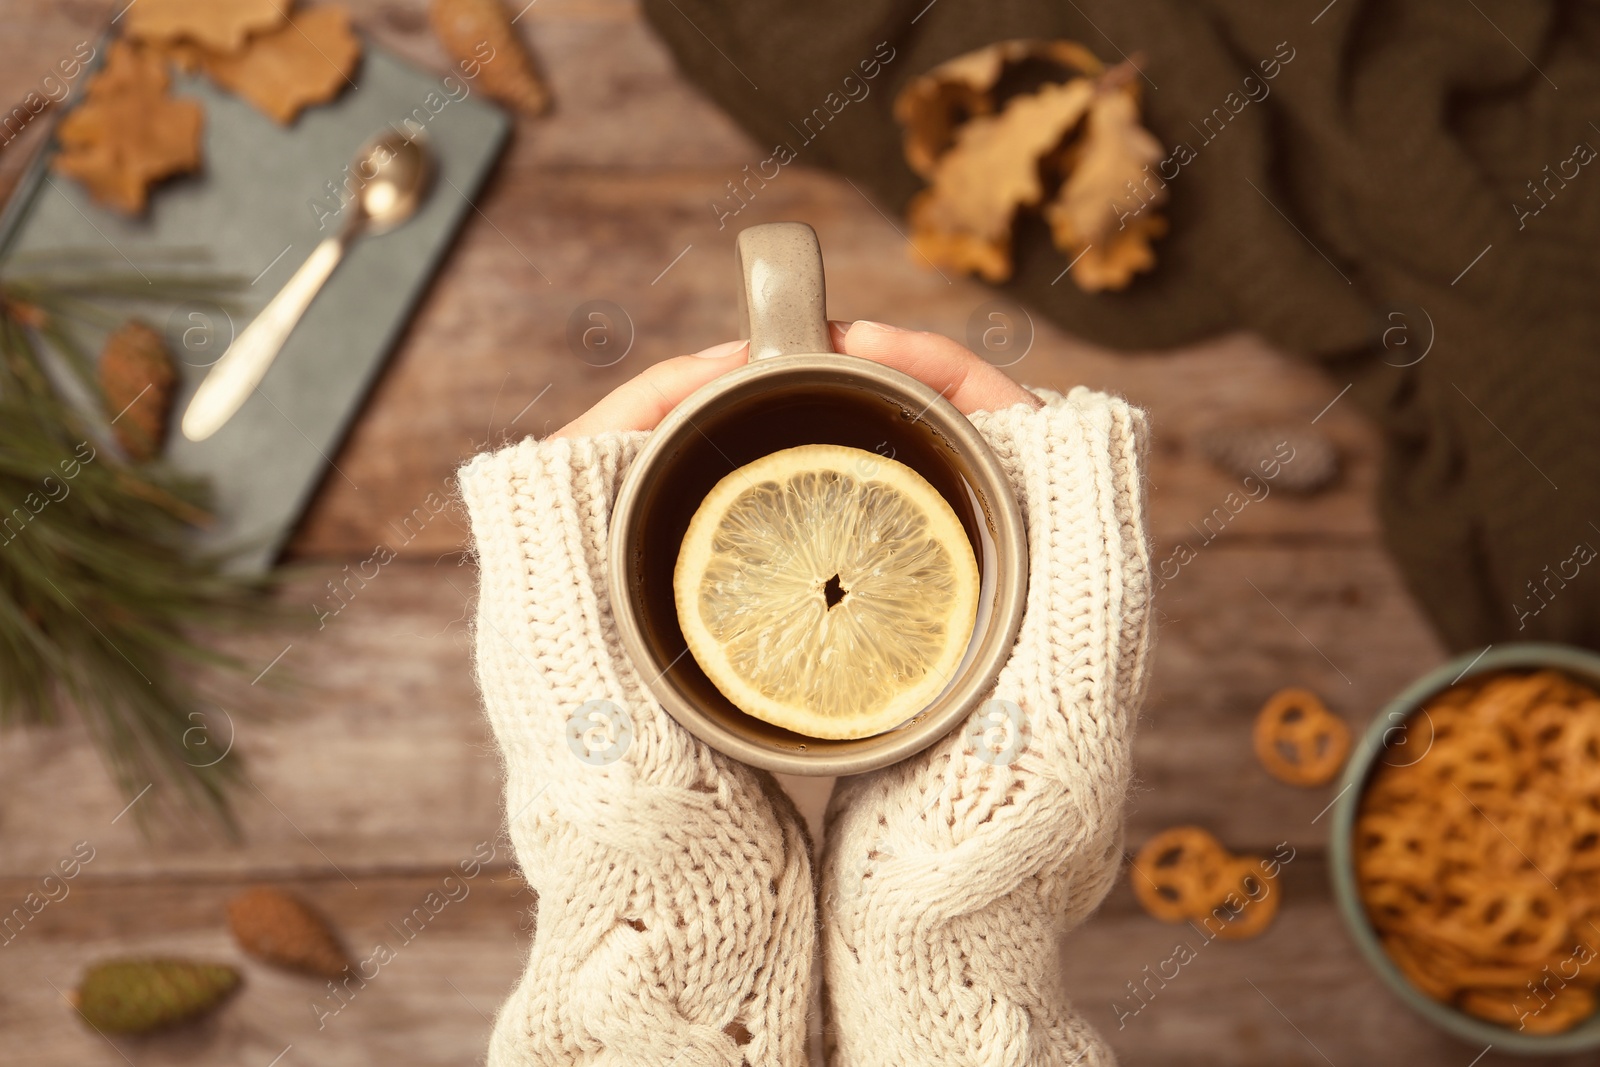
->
[181, 235, 348, 442]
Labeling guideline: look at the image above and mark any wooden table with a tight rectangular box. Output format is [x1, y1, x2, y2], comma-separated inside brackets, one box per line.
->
[0, 2, 1559, 1064]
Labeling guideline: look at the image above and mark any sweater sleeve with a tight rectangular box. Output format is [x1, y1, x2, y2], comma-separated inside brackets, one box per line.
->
[457, 430, 652, 782]
[820, 384, 1152, 1067]
[457, 430, 818, 1067]
[965, 383, 1153, 827]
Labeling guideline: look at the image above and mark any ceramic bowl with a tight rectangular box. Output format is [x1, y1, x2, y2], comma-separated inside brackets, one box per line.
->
[1327, 642, 1600, 1053]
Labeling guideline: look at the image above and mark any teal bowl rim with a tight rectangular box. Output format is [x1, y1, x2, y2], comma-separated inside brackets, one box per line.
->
[1327, 642, 1600, 1055]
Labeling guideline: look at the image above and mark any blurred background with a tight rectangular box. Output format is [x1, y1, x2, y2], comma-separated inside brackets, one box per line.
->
[1, 0, 1596, 1063]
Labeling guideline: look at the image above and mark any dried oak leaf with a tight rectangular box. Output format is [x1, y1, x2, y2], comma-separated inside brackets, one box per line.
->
[1043, 81, 1168, 292]
[51, 41, 203, 214]
[203, 6, 362, 125]
[124, 0, 289, 53]
[907, 79, 1094, 283]
[895, 40, 1168, 292]
[100, 319, 177, 462]
[429, 0, 551, 116]
[895, 39, 1104, 178]
[228, 887, 351, 979]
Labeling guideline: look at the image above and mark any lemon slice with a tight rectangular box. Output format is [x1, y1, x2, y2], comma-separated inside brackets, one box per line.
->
[673, 443, 980, 740]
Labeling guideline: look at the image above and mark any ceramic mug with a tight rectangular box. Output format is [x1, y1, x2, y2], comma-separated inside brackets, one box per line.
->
[607, 222, 1028, 776]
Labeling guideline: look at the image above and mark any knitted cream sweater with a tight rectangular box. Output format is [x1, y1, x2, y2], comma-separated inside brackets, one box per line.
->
[459, 385, 1151, 1067]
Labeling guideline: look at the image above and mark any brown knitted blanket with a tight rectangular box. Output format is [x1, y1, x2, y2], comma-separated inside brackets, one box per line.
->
[640, 0, 1600, 653]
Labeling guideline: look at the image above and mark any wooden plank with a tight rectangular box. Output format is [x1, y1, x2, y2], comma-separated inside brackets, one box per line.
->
[6, 858, 1590, 1067]
[0, 564, 501, 877]
[1130, 538, 1445, 853]
[0, 870, 526, 1067]
[0, 536, 1437, 875]
[287, 167, 1381, 560]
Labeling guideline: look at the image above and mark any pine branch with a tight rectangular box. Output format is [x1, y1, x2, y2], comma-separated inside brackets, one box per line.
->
[0, 258, 280, 833]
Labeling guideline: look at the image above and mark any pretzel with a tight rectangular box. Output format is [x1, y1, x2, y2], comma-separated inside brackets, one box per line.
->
[1203, 856, 1281, 941]
[1362, 765, 1430, 812]
[1355, 809, 1439, 886]
[1460, 984, 1596, 1034]
[1129, 828, 1284, 939]
[1420, 723, 1525, 800]
[1436, 789, 1573, 882]
[1563, 870, 1600, 927]
[1129, 826, 1226, 922]
[1360, 877, 1436, 933]
[1253, 687, 1351, 786]
[1382, 934, 1462, 1001]
[1421, 874, 1569, 965]
[1551, 710, 1600, 797]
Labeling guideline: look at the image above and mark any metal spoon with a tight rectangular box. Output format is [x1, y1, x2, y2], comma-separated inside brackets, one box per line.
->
[181, 132, 433, 442]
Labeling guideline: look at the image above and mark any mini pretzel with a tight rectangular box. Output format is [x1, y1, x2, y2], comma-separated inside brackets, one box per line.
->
[1570, 801, 1600, 873]
[1359, 877, 1434, 928]
[1424, 874, 1569, 965]
[1354, 810, 1439, 886]
[1458, 987, 1537, 1029]
[1130, 826, 1226, 922]
[1423, 724, 1527, 799]
[1382, 934, 1461, 1001]
[1552, 710, 1600, 796]
[1437, 789, 1574, 882]
[1523, 985, 1598, 1034]
[1563, 869, 1600, 926]
[1362, 766, 1430, 812]
[1253, 687, 1351, 786]
[1202, 857, 1281, 941]
[1460, 984, 1596, 1034]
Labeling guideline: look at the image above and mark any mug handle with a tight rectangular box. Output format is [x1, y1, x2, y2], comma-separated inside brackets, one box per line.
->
[735, 222, 833, 360]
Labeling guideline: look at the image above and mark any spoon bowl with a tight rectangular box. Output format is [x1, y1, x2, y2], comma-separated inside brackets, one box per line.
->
[352, 133, 431, 234]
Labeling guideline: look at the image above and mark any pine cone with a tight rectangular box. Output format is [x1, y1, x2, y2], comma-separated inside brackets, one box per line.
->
[227, 886, 351, 979]
[99, 319, 177, 462]
[73, 958, 240, 1034]
[1196, 425, 1339, 494]
[430, 0, 551, 116]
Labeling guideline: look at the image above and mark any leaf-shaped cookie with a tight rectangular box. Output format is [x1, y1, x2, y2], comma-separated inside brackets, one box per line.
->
[124, 0, 287, 53]
[203, 6, 362, 125]
[895, 39, 1104, 178]
[1044, 84, 1168, 291]
[893, 40, 1169, 292]
[908, 79, 1095, 283]
[51, 41, 203, 214]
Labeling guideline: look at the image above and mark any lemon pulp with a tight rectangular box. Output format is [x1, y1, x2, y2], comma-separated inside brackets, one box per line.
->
[673, 443, 980, 740]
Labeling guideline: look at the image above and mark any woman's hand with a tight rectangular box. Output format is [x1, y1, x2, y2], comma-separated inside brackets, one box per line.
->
[550, 319, 1042, 438]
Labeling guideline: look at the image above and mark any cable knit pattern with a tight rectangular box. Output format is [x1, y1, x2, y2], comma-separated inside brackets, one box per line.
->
[458, 384, 1150, 1067]
[821, 386, 1151, 1067]
[459, 432, 817, 1067]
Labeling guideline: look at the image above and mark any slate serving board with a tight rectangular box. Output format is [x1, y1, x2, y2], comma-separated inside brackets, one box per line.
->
[0, 40, 510, 572]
